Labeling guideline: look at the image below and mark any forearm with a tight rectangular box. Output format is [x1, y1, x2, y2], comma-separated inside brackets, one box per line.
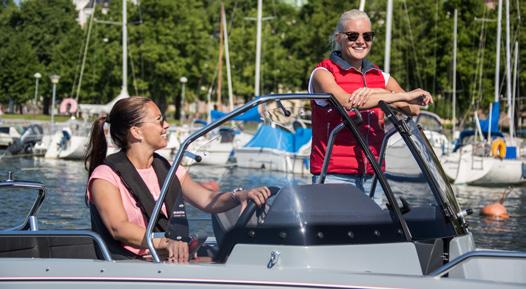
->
[357, 91, 409, 109]
[110, 221, 167, 249]
[201, 191, 240, 214]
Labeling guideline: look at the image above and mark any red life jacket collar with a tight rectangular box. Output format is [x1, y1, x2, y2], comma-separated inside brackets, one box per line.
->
[329, 51, 380, 74]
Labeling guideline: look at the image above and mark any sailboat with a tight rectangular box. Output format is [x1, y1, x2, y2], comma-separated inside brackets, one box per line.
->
[186, 2, 253, 166]
[440, 1, 525, 185]
[231, 0, 312, 174]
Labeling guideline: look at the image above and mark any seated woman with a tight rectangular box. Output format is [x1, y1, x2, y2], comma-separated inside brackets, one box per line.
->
[85, 96, 270, 262]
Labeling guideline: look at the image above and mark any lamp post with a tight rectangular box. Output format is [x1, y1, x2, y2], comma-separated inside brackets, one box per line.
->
[50, 74, 60, 134]
[179, 76, 188, 121]
[33, 72, 41, 106]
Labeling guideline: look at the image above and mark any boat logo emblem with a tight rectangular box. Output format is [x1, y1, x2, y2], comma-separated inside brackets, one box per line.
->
[267, 250, 280, 269]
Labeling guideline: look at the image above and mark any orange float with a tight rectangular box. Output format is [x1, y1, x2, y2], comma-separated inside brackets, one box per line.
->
[490, 138, 506, 159]
[480, 202, 509, 219]
[480, 188, 511, 219]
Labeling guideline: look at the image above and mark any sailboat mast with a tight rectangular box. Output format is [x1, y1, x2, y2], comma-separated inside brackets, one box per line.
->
[384, 0, 393, 73]
[222, 3, 234, 112]
[119, 0, 129, 98]
[452, 9, 458, 137]
[217, 8, 224, 106]
[495, 0, 503, 103]
[359, 0, 366, 11]
[505, 0, 513, 141]
[512, 41, 518, 132]
[254, 0, 262, 96]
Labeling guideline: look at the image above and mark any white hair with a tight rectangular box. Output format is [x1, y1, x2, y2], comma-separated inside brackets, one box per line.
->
[331, 9, 371, 51]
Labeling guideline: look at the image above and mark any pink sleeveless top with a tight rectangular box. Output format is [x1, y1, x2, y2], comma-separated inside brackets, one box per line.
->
[87, 164, 187, 256]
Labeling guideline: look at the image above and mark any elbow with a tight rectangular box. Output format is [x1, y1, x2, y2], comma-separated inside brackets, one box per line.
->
[106, 223, 128, 242]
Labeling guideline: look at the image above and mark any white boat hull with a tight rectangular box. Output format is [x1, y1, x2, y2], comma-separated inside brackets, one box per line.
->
[235, 147, 309, 175]
[44, 131, 89, 160]
[441, 145, 525, 185]
[186, 131, 253, 166]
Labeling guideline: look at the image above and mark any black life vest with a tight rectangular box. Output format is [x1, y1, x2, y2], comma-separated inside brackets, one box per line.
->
[89, 151, 189, 259]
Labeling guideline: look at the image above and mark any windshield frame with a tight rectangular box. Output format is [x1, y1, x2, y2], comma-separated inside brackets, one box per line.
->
[145, 94, 454, 262]
[378, 102, 467, 233]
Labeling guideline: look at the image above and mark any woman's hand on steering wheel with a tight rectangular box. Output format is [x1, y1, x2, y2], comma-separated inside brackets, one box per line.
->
[239, 186, 271, 207]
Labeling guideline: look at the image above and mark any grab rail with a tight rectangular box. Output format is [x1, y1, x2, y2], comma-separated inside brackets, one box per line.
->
[0, 230, 113, 261]
[0, 173, 46, 231]
[430, 250, 526, 278]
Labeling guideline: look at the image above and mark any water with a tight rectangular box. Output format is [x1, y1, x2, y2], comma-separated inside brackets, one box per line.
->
[0, 156, 525, 252]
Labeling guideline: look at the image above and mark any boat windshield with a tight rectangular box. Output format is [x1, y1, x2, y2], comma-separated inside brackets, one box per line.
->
[153, 95, 467, 262]
[382, 110, 465, 234]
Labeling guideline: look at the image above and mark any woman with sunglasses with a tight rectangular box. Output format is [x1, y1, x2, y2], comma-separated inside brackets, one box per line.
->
[85, 96, 270, 262]
[308, 9, 433, 198]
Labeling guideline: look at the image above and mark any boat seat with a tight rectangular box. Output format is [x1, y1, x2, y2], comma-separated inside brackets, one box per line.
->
[0, 234, 100, 260]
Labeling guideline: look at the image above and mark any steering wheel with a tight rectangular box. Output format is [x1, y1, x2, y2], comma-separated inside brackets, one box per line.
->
[233, 186, 281, 229]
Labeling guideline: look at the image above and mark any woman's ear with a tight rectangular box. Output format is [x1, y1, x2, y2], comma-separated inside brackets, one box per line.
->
[129, 125, 143, 141]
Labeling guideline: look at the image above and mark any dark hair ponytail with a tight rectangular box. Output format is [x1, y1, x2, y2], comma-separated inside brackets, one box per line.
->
[84, 96, 152, 176]
[84, 116, 108, 176]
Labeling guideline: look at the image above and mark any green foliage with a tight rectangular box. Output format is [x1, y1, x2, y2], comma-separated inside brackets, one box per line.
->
[0, 0, 524, 124]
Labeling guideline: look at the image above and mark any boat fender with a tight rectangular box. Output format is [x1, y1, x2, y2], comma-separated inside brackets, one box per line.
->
[490, 138, 506, 159]
[59, 98, 78, 114]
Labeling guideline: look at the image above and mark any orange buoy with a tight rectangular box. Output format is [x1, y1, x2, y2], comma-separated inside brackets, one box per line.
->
[480, 188, 511, 219]
[480, 202, 509, 219]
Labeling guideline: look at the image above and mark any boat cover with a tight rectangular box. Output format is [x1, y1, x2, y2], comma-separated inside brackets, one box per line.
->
[478, 101, 500, 133]
[243, 124, 312, 153]
[211, 106, 261, 122]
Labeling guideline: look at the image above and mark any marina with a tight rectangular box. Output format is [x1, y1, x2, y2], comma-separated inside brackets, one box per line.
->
[0, 0, 525, 287]
[0, 94, 525, 289]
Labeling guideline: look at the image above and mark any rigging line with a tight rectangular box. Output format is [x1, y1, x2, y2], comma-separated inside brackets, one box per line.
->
[476, 24, 487, 106]
[460, 10, 488, 130]
[471, 8, 488, 104]
[401, 0, 423, 89]
[128, 48, 139, 96]
[75, 1, 97, 102]
[227, 0, 240, 34]
[70, 20, 90, 97]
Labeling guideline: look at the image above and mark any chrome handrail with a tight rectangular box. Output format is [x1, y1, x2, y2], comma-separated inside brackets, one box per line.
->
[430, 250, 526, 278]
[0, 177, 46, 231]
[0, 230, 113, 261]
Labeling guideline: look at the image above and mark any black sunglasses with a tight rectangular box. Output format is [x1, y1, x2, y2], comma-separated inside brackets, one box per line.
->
[341, 31, 375, 42]
[137, 115, 166, 127]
